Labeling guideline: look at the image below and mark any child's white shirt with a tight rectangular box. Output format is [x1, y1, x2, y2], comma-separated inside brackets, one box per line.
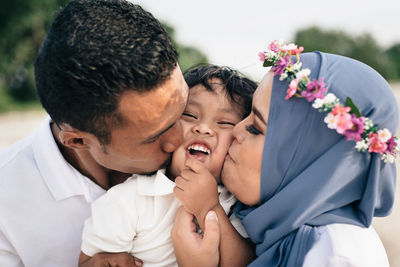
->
[81, 169, 246, 267]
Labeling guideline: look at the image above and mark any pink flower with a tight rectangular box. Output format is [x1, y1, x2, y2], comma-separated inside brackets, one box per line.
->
[301, 78, 327, 102]
[269, 40, 280, 52]
[369, 132, 388, 154]
[271, 55, 291, 76]
[335, 113, 353, 134]
[286, 79, 299, 100]
[280, 44, 304, 55]
[258, 52, 266, 62]
[331, 104, 351, 116]
[343, 115, 365, 141]
[386, 136, 397, 153]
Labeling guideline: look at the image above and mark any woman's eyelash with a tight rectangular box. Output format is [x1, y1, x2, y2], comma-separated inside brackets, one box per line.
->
[246, 125, 262, 135]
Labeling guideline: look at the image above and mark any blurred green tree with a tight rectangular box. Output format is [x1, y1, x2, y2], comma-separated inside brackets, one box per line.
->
[386, 43, 400, 80]
[294, 26, 397, 80]
[0, 0, 70, 102]
[162, 23, 208, 72]
[0, 0, 208, 106]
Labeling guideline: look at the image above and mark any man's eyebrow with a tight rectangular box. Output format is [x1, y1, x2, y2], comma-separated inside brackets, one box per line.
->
[253, 106, 266, 124]
[145, 122, 176, 142]
[145, 85, 189, 143]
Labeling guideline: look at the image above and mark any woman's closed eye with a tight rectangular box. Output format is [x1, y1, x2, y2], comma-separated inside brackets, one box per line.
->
[246, 124, 262, 135]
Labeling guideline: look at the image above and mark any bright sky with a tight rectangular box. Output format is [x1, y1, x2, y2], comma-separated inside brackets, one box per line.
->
[132, 0, 400, 80]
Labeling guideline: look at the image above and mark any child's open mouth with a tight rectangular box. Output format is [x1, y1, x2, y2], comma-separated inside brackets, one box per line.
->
[186, 143, 211, 161]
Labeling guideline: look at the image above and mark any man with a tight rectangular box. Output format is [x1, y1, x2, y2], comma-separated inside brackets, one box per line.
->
[0, 0, 188, 266]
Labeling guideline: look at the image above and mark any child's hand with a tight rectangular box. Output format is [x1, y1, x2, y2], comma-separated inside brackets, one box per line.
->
[173, 158, 219, 227]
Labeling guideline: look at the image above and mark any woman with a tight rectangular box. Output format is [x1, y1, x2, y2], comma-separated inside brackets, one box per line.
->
[171, 46, 399, 266]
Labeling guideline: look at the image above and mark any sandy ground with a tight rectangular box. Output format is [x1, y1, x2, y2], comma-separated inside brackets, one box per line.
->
[1, 83, 400, 266]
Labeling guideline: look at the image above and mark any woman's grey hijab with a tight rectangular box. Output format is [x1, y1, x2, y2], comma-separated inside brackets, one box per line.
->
[235, 52, 398, 266]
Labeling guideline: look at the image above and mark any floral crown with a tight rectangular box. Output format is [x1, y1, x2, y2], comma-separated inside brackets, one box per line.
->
[258, 40, 399, 164]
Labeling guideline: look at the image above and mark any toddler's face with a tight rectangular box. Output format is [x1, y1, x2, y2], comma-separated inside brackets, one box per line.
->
[169, 79, 243, 183]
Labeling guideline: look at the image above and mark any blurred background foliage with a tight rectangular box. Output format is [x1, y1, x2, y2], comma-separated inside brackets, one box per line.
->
[0, 0, 208, 112]
[1, 0, 400, 113]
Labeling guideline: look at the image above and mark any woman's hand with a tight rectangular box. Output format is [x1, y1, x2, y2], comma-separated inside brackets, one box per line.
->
[174, 158, 219, 229]
[171, 207, 220, 267]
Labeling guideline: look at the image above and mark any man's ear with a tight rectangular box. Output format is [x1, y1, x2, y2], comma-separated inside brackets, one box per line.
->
[58, 125, 98, 150]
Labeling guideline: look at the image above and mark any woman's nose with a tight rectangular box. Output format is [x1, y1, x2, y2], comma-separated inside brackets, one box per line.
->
[233, 118, 247, 143]
[192, 123, 215, 136]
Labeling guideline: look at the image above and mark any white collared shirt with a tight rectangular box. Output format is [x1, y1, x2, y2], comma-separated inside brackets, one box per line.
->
[81, 171, 246, 267]
[0, 117, 105, 267]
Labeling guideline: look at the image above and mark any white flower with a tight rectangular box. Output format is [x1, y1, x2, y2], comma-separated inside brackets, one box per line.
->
[382, 153, 395, 164]
[296, 68, 311, 79]
[323, 93, 337, 105]
[282, 43, 297, 50]
[279, 72, 288, 81]
[355, 140, 370, 152]
[312, 98, 324, 109]
[324, 113, 337, 129]
[265, 50, 277, 59]
[291, 62, 303, 72]
[378, 128, 392, 143]
[364, 118, 373, 130]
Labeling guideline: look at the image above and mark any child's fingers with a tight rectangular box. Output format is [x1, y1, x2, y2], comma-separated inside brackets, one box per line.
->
[174, 176, 188, 189]
[184, 158, 205, 174]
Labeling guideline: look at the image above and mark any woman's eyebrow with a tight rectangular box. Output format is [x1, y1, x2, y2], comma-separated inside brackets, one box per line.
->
[253, 106, 266, 124]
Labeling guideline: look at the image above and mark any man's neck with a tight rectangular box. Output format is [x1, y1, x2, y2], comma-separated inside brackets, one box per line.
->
[50, 122, 130, 189]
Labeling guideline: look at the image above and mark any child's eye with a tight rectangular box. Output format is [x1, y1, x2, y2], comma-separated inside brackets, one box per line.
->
[246, 125, 262, 135]
[217, 121, 236, 126]
[182, 112, 197, 119]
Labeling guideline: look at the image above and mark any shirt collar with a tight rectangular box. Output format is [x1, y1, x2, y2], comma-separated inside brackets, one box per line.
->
[136, 169, 176, 196]
[32, 117, 104, 202]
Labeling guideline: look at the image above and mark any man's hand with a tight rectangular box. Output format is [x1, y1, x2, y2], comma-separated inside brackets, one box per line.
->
[174, 158, 219, 228]
[171, 207, 220, 267]
[78, 252, 143, 267]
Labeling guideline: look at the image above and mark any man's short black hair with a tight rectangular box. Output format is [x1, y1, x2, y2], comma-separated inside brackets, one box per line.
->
[34, 0, 178, 144]
[184, 64, 257, 118]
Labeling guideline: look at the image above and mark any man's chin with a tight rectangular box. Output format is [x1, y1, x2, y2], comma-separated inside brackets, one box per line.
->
[141, 156, 172, 177]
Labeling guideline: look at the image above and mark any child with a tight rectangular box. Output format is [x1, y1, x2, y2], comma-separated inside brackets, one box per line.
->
[78, 64, 257, 266]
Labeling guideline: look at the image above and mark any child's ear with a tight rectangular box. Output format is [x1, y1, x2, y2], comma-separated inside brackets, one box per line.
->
[58, 124, 97, 150]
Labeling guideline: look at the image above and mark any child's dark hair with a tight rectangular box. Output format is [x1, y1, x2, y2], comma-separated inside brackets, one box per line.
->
[184, 64, 257, 118]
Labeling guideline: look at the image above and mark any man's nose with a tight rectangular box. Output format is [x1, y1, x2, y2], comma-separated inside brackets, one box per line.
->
[161, 121, 183, 153]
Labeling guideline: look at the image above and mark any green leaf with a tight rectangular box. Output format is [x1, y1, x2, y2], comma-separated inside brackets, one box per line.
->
[345, 97, 362, 117]
[263, 60, 274, 67]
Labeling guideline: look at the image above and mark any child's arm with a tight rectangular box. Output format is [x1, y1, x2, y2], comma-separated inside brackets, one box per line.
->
[174, 159, 255, 267]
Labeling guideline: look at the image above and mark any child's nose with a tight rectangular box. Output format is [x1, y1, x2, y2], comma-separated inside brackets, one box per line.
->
[192, 123, 215, 136]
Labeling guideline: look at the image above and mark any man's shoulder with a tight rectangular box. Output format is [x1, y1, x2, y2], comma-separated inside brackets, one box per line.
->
[0, 135, 35, 176]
